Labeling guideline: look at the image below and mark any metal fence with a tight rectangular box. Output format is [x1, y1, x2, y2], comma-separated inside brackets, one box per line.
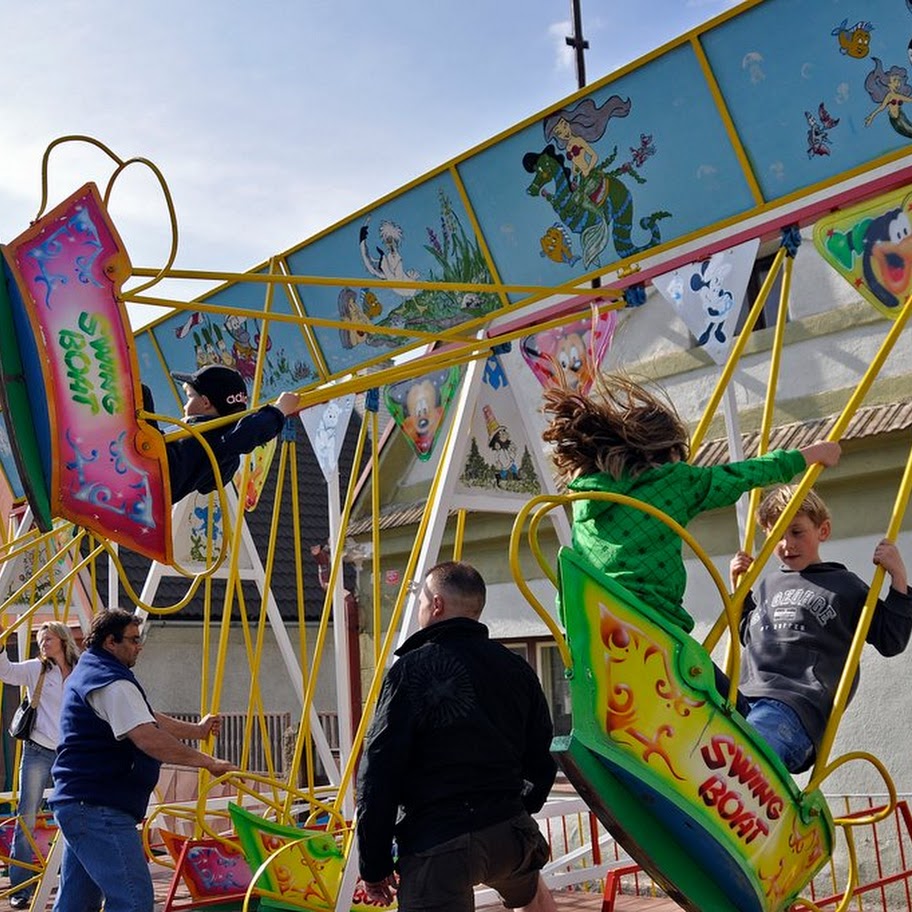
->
[599, 794, 912, 912]
[170, 711, 339, 777]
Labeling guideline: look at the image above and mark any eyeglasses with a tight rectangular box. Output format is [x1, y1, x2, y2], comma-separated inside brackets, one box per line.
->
[124, 636, 143, 645]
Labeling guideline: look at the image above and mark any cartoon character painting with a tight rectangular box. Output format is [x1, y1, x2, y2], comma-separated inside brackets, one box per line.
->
[221, 314, 256, 379]
[189, 500, 223, 562]
[540, 223, 580, 266]
[384, 367, 461, 461]
[805, 103, 839, 157]
[864, 57, 912, 137]
[300, 394, 354, 482]
[520, 307, 618, 395]
[169, 310, 300, 392]
[337, 287, 373, 349]
[689, 258, 734, 345]
[236, 438, 277, 511]
[815, 194, 912, 316]
[359, 217, 421, 297]
[653, 239, 759, 363]
[523, 95, 670, 269]
[314, 400, 341, 462]
[175, 311, 204, 340]
[542, 96, 631, 188]
[340, 191, 499, 348]
[628, 133, 656, 169]
[831, 19, 873, 58]
[482, 405, 518, 487]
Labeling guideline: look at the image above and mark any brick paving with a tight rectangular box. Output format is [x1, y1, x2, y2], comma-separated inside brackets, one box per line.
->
[11, 864, 680, 912]
[147, 863, 683, 912]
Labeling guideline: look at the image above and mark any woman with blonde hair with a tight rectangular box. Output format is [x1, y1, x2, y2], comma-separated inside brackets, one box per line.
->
[0, 620, 80, 907]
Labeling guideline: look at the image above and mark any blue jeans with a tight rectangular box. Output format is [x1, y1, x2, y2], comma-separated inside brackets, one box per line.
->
[10, 741, 55, 898]
[50, 801, 153, 912]
[746, 697, 815, 774]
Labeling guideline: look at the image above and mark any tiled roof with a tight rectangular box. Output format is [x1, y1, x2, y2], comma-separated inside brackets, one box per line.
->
[114, 416, 367, 622]
[692, 399, 912, 466]
[347, 400, 912, 534]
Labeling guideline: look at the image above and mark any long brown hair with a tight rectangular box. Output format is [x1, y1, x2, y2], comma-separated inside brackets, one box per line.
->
[541, 373, 689, 481]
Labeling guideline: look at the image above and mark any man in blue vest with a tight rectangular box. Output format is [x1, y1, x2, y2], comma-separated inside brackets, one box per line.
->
[49, 610, 237, 912]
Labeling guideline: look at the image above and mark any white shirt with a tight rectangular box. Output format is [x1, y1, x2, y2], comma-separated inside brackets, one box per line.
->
[0, 652, 65, 751]
[87, 680, 155, 739]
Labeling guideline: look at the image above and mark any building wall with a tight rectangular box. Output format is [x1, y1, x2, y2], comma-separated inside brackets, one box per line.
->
[355, 231, 912, 801]
[139, 621, 339, 719]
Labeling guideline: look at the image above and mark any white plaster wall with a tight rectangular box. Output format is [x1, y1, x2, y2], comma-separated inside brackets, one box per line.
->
[136, 621, 338, 718]
[511, 235, 912, 800]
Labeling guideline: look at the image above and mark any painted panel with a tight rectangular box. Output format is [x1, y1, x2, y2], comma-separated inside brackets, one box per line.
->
[560, 547, 832, 910]
[459, 44, 754, 294]
[144, 276, 318, 409]
[702, 0, 909, 199]
[519, 307, 617, 394]
[229, 803, 395, 911]
[0, 255, 53, 529]
[384, 366, 462, 461]
[159, 829, 253, 901]
[813, 182, 912, 318]
[456, 353, 542, 497]
[284, 173, 499, 377]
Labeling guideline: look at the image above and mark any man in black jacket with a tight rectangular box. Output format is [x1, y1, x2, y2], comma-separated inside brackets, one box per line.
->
[356, 561, 557, 912]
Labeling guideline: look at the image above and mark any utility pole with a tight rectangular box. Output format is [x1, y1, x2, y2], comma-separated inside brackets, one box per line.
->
[565, 0, 600, 289]
[566, 0, 589, 91]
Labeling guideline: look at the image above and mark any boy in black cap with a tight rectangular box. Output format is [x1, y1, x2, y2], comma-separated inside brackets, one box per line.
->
[153, 364, 299, 503]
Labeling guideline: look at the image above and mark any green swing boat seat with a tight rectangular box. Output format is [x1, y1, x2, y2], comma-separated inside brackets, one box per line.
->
[553, 544, 834, 912]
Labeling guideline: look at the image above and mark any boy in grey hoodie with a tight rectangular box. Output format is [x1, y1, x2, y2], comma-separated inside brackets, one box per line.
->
[731, 486, 912, 773]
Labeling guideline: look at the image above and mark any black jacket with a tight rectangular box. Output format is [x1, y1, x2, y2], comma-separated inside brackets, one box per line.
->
[167, 407, 285, 503]
[356, 617, 556, 883]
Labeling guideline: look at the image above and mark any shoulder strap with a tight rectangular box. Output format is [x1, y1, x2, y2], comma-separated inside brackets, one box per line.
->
[31, 665, 48, 708]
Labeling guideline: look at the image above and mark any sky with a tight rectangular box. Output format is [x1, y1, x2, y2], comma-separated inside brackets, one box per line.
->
[0, 0, 741, 328]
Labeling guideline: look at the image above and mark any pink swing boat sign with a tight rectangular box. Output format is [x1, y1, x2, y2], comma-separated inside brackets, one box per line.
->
[1, 183, 172, 563]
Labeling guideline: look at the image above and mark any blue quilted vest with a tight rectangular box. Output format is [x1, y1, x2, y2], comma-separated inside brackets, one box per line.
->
[51, 646, 161, 821]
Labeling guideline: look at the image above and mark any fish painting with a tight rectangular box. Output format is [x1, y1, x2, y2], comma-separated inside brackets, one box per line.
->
[539, 223, 580, 266]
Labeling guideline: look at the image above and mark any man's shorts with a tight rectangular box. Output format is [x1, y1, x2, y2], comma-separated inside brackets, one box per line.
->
[396, 812, 550, 912]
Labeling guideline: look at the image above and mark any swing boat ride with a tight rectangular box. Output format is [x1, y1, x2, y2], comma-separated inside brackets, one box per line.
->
[4, 1, 912, 910]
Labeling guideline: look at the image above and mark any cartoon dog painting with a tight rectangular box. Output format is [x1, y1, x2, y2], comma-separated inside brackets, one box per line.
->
[818, 193, 912, 316]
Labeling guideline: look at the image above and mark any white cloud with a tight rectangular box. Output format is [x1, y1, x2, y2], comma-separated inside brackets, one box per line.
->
[548, 20, 576, 73]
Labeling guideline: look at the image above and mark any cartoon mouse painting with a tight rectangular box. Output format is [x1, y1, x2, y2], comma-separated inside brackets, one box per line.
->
[385, 368, 461, 460]
[689, 258, 734, 345]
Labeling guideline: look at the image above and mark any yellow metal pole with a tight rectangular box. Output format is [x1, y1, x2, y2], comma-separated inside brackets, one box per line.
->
[452, 510, 467, 561]
[743, 254, 793, 556]
[808, 433, 912, 786]
[690, 247, 786, 454]
[370, 410, 382, 668]
[722, 254, 795, 678]
[707, 286, 912, 655]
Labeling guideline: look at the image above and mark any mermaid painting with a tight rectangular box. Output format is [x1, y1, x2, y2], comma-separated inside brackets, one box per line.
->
[864, 57, 912, 138]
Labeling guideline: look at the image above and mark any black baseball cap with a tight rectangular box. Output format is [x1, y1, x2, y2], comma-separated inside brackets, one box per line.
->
[171, 365, 249, 417]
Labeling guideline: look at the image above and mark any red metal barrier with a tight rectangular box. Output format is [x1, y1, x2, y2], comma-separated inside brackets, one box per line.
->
[601, 798, 912, 912]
